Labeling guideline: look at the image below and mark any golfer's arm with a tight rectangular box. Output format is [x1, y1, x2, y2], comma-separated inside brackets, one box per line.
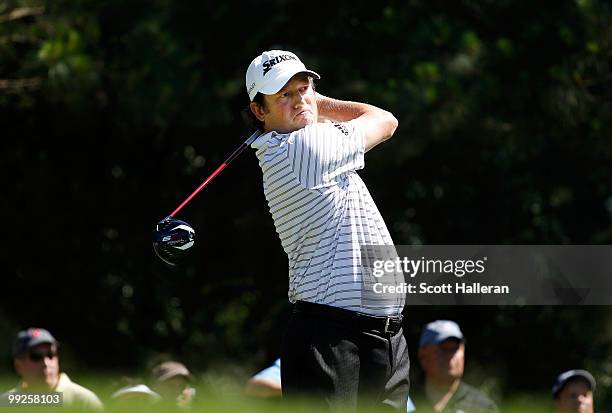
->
[316, 93, 398, 152]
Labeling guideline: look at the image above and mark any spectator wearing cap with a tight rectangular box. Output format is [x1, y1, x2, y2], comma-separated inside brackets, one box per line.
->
[553, 369, 596, 413]
[150, 361, 195, 408]
[1, 328, 103, 411]
[416, 320, 498, 413]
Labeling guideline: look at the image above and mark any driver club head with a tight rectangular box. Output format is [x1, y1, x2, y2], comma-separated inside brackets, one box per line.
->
[152, 216, 196, 267]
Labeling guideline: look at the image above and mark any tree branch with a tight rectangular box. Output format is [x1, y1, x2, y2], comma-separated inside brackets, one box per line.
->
[0, 7, 45, 23]
[0, 77, 42, 91]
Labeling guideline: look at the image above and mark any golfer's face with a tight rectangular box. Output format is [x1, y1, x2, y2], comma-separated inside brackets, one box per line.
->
[261, 75, 317, 133]
[14, 343, 60, 389]
[554, 381, 594, 413]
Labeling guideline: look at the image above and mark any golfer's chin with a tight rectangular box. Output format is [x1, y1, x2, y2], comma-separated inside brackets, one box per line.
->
[275, 115, 316, 134]
[295, 113, 316, 128]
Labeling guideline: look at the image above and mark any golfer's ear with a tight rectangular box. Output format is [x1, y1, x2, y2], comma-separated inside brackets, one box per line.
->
[250, 102, 266, 122]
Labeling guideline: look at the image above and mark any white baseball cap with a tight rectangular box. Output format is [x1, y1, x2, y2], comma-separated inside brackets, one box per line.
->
[552, 369, 596, 398]
[245, 50, 320, 101]
[111, 384, 161, 402]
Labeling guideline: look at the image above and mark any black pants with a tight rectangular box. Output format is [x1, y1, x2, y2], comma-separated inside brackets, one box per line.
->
[281, 302, 410, 412]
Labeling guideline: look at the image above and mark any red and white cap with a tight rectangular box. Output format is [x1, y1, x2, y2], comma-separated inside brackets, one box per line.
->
[245, 50, 320, 101]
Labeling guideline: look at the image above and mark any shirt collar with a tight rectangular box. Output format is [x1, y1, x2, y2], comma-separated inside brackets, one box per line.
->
[54, 373, 71, 391]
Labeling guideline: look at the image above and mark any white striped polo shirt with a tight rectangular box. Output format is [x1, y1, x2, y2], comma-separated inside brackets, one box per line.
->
[251, 121, 405, 316]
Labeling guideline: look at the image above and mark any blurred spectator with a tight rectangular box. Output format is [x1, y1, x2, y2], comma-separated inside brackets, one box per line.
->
[246, 358, 416, 411]
[111, 383, 161, 407]
[246, 358, 282, 397]
[416, 320, 498, 413]
[553, 369, 596, 413]
[1, 328, 103, 411]
[150, 360, 195, 408]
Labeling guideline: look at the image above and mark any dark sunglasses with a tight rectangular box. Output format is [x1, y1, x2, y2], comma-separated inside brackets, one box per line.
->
[28, 351, 57, 362]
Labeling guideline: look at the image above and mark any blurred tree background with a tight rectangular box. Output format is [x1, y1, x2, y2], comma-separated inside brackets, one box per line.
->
[1, 0, 611, 408]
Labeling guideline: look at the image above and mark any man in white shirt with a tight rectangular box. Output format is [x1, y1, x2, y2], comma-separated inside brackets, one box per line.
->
[245, 50, 408, 411]
[2, 327, 103, 411]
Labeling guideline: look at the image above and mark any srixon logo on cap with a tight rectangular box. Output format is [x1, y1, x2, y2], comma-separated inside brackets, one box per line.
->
[247, 82, 256, 95]
[262, 54, 297, 75]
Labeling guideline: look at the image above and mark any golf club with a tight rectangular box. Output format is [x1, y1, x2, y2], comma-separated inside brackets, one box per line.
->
[153, 131, 261, 266]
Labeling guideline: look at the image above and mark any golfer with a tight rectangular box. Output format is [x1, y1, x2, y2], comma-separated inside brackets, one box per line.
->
[245, 50, 408, 411]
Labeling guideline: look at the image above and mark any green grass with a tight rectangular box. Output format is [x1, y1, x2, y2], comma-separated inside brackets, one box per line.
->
[0, 397, 554, 413]
[1, 375, 555, 412]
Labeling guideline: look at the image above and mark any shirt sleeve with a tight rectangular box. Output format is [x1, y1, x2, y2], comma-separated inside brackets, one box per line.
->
[286, 121, 365, 189]
[406, 397, 416, 412]
[252, 359, 281, 385]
